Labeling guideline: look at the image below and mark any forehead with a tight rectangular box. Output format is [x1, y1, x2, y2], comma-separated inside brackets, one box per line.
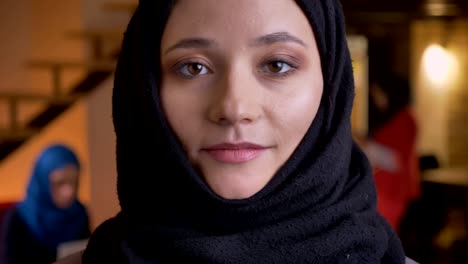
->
[162, 0, 314, 47]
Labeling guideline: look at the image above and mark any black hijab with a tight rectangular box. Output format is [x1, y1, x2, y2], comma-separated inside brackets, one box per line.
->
[83, 0, 405, 263]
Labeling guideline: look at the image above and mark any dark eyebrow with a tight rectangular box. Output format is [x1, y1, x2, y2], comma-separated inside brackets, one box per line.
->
[251, 32, 307, 48]
[163, 32, 306, 55]
[164, 38, 215, 55]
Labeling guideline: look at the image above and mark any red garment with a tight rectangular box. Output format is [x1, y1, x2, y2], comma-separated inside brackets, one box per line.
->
[372, 107, 420, 231]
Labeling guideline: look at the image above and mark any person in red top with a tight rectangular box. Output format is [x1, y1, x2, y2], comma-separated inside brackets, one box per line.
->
[363, 73, 420, 232]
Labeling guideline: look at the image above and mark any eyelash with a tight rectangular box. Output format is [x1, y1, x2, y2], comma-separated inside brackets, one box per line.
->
[172, 57, 299, 79]
[260, 58, 299, 78]
[172, 60, 212, 79]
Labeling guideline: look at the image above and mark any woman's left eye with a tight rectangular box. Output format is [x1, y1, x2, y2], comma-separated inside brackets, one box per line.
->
[262, 60, 296, 76]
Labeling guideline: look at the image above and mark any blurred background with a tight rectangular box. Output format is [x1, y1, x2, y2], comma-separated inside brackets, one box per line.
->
[0, 0, 467, 263]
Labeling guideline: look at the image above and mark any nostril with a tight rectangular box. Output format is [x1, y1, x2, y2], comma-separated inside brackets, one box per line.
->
[216, 118, 230, 126]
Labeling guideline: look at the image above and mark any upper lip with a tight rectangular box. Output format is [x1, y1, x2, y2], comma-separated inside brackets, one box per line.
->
[202, 142, 268, 150]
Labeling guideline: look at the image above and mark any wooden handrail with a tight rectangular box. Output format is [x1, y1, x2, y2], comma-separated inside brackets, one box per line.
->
[0, 93, 84, 134]
[26, 60, 115, 96]
[0, 128, 40, 142]
[26, 60, 116, 71]
[8, 98, 18, 130]
[0, 93, 81, 103]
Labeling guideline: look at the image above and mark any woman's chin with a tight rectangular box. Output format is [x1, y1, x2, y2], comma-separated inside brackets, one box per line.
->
[194, 150, 278, 199]
[203, 171, 270, 200]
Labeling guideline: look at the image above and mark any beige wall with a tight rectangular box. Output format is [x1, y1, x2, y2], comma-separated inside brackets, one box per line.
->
[444, 20, 468, 167]
[81, 0, 135, 60]
[0, 0, 32, 91]
[82, 0, 135, 29]
[348, 35, 369, 137]
[411, 19, 468, 167]
[86, 76, 119, 229]
[80, 0, 132, 228]
[0, 0, 32, 128]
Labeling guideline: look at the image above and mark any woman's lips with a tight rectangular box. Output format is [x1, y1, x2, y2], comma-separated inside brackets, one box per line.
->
[201, 143, 268, 163]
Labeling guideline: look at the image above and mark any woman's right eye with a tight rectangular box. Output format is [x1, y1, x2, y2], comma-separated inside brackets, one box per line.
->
[176, 62, 211, 77]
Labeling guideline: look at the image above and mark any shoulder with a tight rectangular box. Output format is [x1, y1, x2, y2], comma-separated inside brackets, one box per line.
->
[54, 251, 83, 264]
[2, 206, 19, 223]
[2, 206, 26, 236]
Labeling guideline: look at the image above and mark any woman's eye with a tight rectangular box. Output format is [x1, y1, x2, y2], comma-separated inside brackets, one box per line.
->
[263, 60, 295, 75]
[177, 62, 210, 77]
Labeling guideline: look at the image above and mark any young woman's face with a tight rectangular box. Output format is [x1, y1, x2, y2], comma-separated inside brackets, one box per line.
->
[49, 164, 79, 209]
[160, 0, 323, 199]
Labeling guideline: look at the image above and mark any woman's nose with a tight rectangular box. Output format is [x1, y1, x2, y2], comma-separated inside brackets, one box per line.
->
[61, 184, 76, 201]
[207, 68, 262, 126]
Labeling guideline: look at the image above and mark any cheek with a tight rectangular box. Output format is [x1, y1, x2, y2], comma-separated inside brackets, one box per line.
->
[160, 82, 207, 153]
[269, 77, 323, 142]
[50, 186, 66, 205]
[50, 186, 59, 201]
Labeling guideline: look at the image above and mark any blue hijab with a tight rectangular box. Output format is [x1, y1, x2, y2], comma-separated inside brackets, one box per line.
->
[17, 144, 88, 250]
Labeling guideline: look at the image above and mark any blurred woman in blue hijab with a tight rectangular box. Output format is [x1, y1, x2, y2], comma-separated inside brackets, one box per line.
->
[0, 144, 89, 264]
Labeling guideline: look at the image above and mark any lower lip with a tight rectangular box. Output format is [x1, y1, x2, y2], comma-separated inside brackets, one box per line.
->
[203, 148, 266, 163]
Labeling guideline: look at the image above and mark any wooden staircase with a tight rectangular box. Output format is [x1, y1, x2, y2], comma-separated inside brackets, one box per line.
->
[0, 1, 137, 162]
